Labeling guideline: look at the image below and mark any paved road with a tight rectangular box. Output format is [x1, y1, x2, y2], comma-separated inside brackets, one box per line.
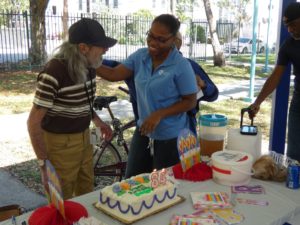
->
[216, 78, 267, 101]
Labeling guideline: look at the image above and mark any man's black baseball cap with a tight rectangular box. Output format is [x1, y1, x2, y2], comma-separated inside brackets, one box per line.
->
[283, 2, 300, 24]
[69, 18, 117, 48]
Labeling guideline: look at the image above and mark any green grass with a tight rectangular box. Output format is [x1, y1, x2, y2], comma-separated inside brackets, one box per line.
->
[0, 64, 275, 195]
[0, 71, 127, 114]
[0, 63, 273, 140]
[227, 53, 276, 65]
[200, 63, 270, 84]
[0, 71, 37, 94]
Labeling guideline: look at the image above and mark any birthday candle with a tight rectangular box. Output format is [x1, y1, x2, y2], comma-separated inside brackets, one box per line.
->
[205, 194, 212, 202]
[204, 194, 208, 201]
[150, 169, 159, 189]
[214, 193, 221, 202]
[218, 193, 225, 203]
[209, 194, 215, 202]
[159, 168, 167, 185]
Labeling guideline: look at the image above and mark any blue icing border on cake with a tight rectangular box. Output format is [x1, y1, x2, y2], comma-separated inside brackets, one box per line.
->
[99, 188, 177, 215]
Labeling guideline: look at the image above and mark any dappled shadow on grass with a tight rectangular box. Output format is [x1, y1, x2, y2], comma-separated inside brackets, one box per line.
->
[210, 71, 247, 81]
[228, 53, 276, 65]
[201, 63, 271, 84]
[202, 64, 251, 81]
[0, 71, 37, 95]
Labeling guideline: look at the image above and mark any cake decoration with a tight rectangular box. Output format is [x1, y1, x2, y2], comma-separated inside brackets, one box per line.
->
[99, 188, 177, 215]
[177, 129, 200, 172]
[159, 169, 167, 185]
[150, 169, 159, 188]
[46, 160, 65, 218]
[28, 160, 88, 225]
[95, 171, 183, 223]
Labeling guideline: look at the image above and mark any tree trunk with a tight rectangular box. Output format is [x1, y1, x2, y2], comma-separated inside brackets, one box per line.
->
[202, 0, 225, 67]
[87, 0, 90, 13]
[62, 0, 69, 40]
[29, 0, 49, 67]
[170, 0, 175, 14]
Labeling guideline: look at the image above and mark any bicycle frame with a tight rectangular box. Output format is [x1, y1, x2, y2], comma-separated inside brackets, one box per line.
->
[93, 96, 136, 180]
[93, 119, 135, 174]
[93, 143, 125, 177]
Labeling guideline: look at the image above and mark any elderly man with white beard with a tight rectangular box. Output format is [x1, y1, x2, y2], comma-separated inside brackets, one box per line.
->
[27, 18, 115, 199]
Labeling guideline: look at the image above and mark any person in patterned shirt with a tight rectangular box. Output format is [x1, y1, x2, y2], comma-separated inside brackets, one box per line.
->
[27, 18, 115, 199]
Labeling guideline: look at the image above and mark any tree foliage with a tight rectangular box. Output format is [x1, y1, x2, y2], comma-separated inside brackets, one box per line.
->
[176, 0, 198, 22]
[0, 0, 29, 12]
[191, 25, 206, 43]
[217, 0, 251, 37]
[120, 10, 154, 45]
[217, 0, 250, 21]
[132, 9, 154, 18]
[0, 0, 29, 26]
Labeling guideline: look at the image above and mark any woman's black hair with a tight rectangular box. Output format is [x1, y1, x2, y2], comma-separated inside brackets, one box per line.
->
[152, 14, 180, 36]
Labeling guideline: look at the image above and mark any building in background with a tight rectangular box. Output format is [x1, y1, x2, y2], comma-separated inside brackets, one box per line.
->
[46, 0, 173, 16]
[46, 0, 278, 44]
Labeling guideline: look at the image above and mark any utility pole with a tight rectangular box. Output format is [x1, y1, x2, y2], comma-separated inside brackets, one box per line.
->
[262, 0, 273, 73]
[87, 0, 90, 13]
[245, 0, 258, 102]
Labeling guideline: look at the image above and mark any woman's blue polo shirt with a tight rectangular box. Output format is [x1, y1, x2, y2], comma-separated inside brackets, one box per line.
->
[123, 47, 198, 140]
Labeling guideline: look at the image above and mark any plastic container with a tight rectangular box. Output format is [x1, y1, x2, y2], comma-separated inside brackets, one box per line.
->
[199, 114, 228, 157]
[211, 150, 254, 186]
[227, 128, 262, 161]
[227, 108, 262, 160]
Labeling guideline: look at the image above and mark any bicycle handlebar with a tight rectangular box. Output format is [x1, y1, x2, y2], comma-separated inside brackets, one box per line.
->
[118, 86, 130, 95]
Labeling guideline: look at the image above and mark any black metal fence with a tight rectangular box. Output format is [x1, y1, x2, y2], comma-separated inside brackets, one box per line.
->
[0, 11, 235, 72]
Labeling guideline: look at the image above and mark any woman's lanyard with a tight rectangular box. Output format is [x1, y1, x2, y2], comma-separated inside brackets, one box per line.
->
[84, 71, 94, 119]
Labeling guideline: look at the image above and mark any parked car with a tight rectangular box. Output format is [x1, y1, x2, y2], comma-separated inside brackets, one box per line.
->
[224, 37, 266, 54]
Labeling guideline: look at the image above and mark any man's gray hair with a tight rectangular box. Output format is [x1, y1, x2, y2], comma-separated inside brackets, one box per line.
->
[50, 42, 88, 84]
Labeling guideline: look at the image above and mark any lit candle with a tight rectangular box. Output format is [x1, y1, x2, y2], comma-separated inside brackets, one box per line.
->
[150, 169, 159, 189]
[159, 168, 167, 185]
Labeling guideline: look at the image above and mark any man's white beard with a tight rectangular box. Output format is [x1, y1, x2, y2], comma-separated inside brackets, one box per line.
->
[90, 56, 103, 69]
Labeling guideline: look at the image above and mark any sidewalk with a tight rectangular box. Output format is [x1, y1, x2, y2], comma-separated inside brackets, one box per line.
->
[216, 77, 267, 101]
[0, 80, 269, 210]
[0, 168, 47, 210]
[0, 113, 48, 210]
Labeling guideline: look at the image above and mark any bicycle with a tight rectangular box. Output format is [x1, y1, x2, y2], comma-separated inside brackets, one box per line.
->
[92, 87, 136, 189]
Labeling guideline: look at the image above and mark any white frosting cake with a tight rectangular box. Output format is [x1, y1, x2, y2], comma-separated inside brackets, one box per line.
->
[95, 173, 181, 222]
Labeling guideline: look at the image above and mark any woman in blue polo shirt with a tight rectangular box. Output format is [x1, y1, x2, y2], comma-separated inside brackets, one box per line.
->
[97, 14, 198, 178]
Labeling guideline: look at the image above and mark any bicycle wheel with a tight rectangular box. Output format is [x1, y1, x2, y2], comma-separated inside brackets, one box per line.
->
[117, 119, 136, 156]
[93, 142, 123, 190]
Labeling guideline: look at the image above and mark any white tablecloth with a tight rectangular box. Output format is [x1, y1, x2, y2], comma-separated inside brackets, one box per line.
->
[1, 179, 300, 225]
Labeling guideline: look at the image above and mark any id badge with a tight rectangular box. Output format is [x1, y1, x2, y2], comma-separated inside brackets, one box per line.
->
[90, 127, 101, 145]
